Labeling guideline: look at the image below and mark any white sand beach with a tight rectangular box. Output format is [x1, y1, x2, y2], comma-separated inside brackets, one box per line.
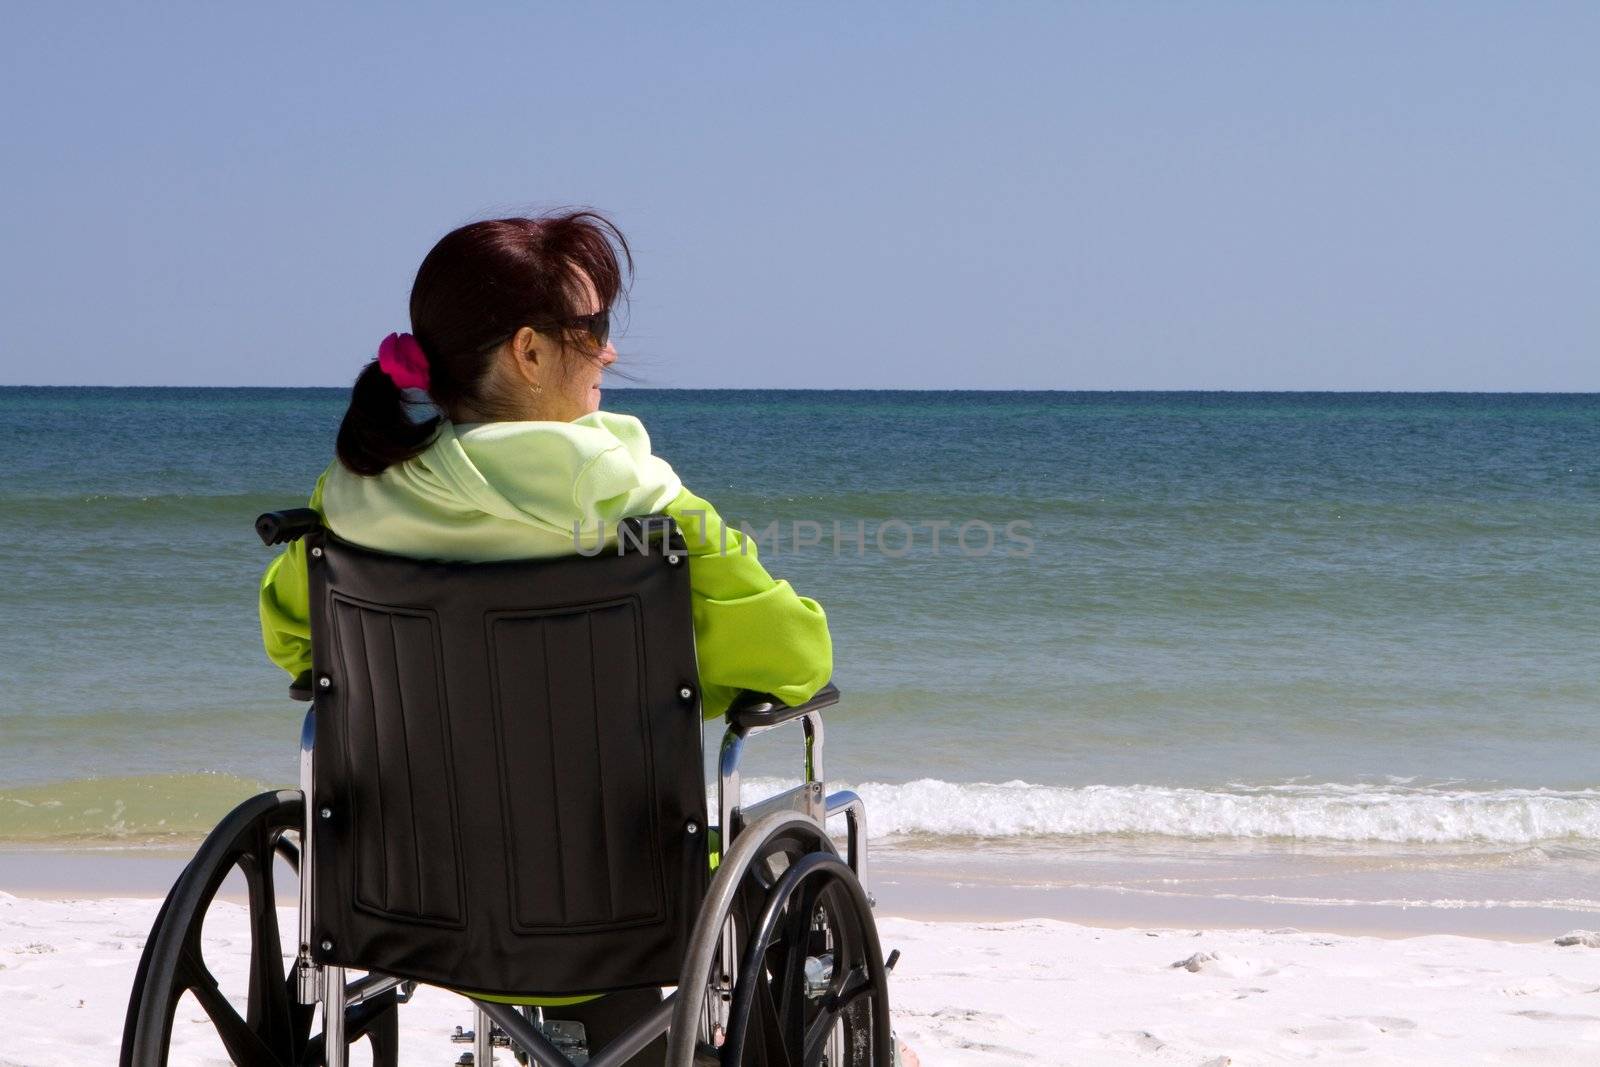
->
[5, 890, 1600, 1066]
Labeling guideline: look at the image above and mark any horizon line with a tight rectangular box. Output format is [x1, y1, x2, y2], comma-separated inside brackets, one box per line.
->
[3, 384, 1598, 396]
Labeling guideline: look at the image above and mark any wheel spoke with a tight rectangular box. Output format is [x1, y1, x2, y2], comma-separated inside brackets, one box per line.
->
[241, 846, 296, 1058]
[817, 882, 863, 1001]
[801, 1003, 843, 1067]
[723, 968, 795, 1067]
[304, 993, 399, 1067]
[802, 971, 875, 1066]
[274, 831, 301, 874]
[179, 949, 282, 1067]
[345, 993, 399, 1046]
[775, 881, 823, 1050]
[360, 998, 400, 1067]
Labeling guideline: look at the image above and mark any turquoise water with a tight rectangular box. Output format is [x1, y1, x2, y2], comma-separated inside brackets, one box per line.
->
[2, 388, 1598, 850]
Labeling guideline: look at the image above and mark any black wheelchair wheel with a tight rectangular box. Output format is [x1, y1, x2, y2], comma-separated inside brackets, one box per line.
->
[120, 790, 399, 1067]
[725, 850, 890, 1067]
[670, 812, 893, 1067]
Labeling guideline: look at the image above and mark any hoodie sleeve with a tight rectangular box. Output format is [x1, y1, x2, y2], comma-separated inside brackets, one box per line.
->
[662, 487, 833, 721]
[258, 473, 327, 679]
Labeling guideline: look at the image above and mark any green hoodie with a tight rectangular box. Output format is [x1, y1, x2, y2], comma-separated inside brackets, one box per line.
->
[259, 411, 832, 719]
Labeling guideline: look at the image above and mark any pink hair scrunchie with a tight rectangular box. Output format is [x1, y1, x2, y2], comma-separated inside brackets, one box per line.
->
[377, 332, 431, 392]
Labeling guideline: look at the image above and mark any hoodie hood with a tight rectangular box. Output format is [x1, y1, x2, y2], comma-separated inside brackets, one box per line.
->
[318, 411, 683, 562]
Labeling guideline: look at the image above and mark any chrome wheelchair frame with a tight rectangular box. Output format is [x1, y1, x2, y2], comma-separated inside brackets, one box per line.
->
[282, 698, 874, 1067]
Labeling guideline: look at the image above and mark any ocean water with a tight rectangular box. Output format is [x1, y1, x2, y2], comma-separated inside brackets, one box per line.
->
[2, 388, 1598, 912]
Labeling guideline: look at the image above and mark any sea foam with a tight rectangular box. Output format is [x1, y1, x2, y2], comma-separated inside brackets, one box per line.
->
[738, 778, 1600, 845]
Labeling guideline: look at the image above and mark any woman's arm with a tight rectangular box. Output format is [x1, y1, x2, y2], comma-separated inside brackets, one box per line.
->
[257, 474, 327, 680]
[259, 538, 312, 678]
[662, 487, 834, 721]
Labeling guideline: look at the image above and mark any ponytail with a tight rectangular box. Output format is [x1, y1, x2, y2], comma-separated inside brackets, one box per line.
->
[334, 359, 442, 476]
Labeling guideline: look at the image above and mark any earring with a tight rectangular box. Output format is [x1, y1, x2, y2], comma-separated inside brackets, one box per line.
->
[530, 382, 543, 394]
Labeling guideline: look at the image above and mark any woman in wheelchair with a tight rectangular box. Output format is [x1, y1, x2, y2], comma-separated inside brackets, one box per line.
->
[124, 211, 897, 1067]
[260, 211, 833, 728]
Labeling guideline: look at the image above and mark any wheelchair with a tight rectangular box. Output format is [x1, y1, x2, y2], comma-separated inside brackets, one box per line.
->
[120, 509, 892, 1067]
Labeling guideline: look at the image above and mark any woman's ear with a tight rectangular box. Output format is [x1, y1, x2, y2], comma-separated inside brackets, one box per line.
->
[506, 326, 543, 388]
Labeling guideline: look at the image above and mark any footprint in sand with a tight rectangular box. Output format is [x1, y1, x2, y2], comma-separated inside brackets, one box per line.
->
[1341, 1016, 1418, 1034]
[1411, 972, 1475, 989]
[952, 1038, 1035, 1058]
[1500, 976, 1597, 998]
[1128, 1031, 1166, 1053]
[1116, 1029, 1224, 1063]
[1116, 1030, 1182, 1057]
[932, 1007, 1004, 1024]
[932, 1008, 1036, 1060]
[1281, 1022, 1368, 1042]
[1170, 952, 1278, 978]
[1509, 1010, 1600, 1023]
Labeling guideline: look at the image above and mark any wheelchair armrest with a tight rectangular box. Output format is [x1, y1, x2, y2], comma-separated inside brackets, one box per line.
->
[256, 508, 324, 547]
[726, 682, 840, 733]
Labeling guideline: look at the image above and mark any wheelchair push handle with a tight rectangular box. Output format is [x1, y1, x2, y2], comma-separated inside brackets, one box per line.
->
[255, 509, 678, 551]
[725, 682, 840, 733]
[256, 508, 324, 546]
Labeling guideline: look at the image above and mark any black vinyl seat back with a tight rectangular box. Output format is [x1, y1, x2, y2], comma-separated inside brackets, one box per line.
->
[302, 519, 708, 997]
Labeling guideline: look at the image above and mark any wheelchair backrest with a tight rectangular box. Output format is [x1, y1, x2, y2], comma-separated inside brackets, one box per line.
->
[300, 516, 708, 997]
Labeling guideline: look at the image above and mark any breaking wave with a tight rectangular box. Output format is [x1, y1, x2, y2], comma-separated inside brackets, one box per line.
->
[744, 777, 1600, 845]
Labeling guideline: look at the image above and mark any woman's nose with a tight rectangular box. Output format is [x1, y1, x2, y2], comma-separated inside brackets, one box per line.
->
[600, 344, 618, 366]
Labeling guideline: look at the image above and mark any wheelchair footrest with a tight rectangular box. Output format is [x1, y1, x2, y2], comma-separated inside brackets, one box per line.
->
[450, 1020, 589, 1065]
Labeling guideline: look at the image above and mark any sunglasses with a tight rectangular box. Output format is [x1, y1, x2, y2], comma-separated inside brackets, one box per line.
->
[550, 309, 610, 349]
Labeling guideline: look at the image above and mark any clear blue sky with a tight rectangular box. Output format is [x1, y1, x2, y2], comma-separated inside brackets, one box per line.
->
[1, 3, 1595, 389]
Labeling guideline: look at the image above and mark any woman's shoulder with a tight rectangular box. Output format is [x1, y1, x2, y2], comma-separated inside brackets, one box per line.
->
[451, 410, 652, 465]
[454, 411, 683, 524]
[570, 410, 655, 453]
